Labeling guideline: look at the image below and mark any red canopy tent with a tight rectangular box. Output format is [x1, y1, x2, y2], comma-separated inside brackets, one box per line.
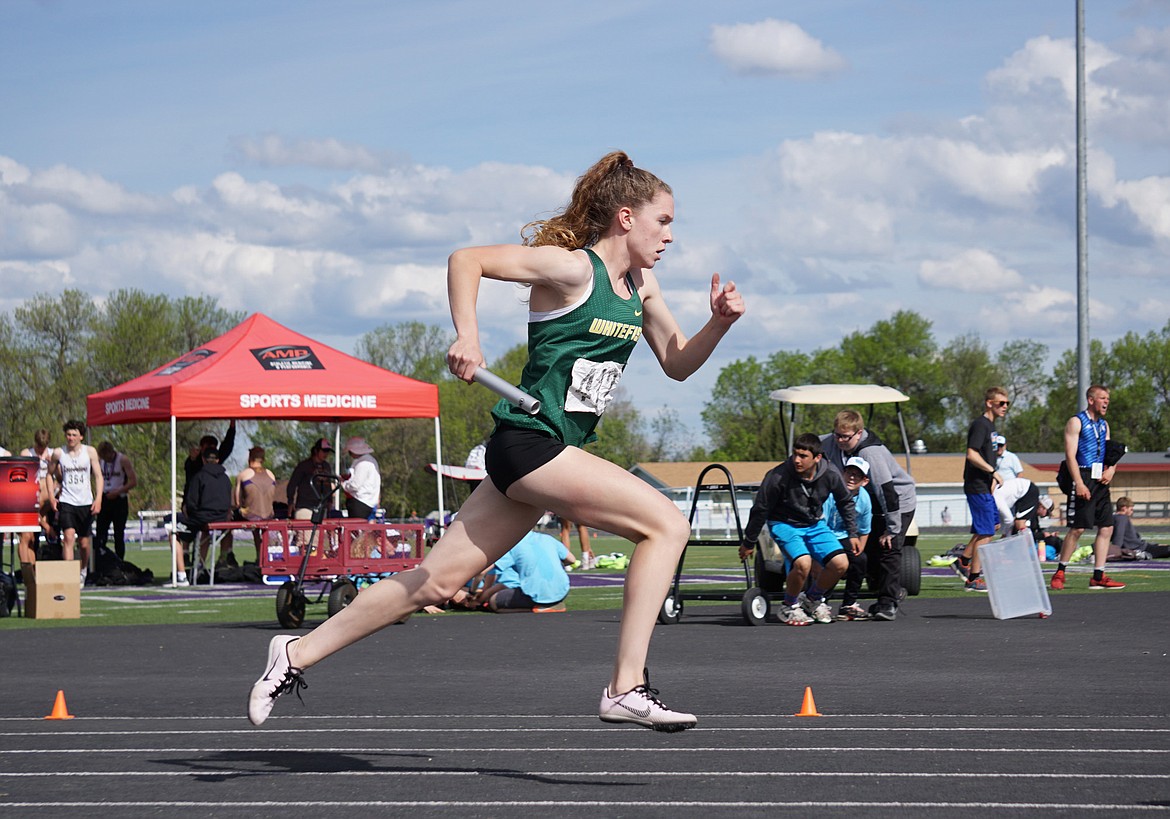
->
[87, 313, 447, 580]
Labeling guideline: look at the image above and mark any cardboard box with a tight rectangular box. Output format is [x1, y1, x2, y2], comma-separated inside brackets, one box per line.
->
[25, 560, 81, 620]
[978, 531, 1052, 620]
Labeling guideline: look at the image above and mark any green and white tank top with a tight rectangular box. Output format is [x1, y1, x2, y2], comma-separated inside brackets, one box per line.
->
[491, 249, 643, 447]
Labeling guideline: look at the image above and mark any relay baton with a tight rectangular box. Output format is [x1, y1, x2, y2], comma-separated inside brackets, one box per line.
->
[473, 368, 541, 415]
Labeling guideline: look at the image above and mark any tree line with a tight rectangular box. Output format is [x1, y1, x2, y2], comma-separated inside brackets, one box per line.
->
[701, 310, 1170, 462]
[2, 292, 1167, 516]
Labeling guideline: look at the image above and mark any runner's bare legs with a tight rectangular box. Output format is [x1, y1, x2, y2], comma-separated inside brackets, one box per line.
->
[288, 445, 687, 696]
[289, 484, 541, 667]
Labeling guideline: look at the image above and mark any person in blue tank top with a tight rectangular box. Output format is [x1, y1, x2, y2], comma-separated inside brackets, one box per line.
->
[248, 150, 745, 732]
[1051, 385, 1125, 591]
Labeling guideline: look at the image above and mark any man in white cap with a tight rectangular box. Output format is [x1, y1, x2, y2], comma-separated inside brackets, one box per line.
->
[993, 434, 1024, 484]
[340, 437, 381, 520]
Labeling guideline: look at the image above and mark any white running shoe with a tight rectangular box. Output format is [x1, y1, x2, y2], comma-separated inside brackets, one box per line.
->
[599, 669, 696, 733]
[797, 592, 833, 624]
[248, 635, 306, 726]
[779, 602, 814, 626]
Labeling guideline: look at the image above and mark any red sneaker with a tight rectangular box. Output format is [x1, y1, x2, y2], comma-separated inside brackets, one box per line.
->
[1089, 574, 1126, 589]
[1050, 569, 1065, 590]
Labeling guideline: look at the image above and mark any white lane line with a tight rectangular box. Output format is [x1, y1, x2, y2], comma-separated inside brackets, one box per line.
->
[3, 713, 1165, 721]
[2, 771, 1168, 780]
[1, 746, 1167, 754]
[4, 726, 1169, 736]
[0, 801, 1165, 811]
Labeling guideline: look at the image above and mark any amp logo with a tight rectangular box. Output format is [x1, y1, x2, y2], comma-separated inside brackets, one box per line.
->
[250, 345, 325, 371]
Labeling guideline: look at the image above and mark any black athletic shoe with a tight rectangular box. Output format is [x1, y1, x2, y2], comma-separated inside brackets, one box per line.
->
[950, 556, 971, 581]
[869, 602, 897, 621]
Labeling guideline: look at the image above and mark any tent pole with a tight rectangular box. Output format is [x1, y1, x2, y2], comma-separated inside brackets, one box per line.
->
[334, 425, 342, 512]
[170, 415, 177, 585]
[434, 417, 445, 535]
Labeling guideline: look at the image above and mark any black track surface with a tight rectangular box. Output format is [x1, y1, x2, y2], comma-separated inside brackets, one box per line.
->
[2, 591, 1168, 816]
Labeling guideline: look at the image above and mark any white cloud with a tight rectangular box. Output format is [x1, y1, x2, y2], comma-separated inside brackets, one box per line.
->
[710, 19, 846, 77]
[984, 30, 1170, 144]
[21, 164, 158, 216]
[212, 172, 338, 221]
[1110, 174, 1170, 241]
[983, 286, 1115, 337]
[0, 156, 32, 186]
[0, 191, 78, 257]
[919, 249, 1024, 293]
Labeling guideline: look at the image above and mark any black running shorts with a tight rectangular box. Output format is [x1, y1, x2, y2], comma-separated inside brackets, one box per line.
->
[1066, 476, 1114, 530]
[56, 502, 93, 536]
[485, 425, 567, 496]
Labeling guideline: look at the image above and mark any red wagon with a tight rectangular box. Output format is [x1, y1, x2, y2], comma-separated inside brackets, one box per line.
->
[255, 518, 426, 627]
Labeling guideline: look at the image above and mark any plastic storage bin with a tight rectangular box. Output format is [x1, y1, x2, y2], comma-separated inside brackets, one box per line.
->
[977, 531, 1052, 620]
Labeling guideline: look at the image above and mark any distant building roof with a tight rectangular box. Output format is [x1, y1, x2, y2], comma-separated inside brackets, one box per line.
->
[631, 454, 1051, 490]
[632, 451, 1170, 491]
[1016, 452, 1170, 472]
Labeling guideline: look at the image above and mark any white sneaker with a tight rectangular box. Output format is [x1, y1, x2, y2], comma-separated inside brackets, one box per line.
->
[798, 592, 833, 624]
[599, 669, 696, 733]
[779, 602, 814, 626]
[248, 635, 306, 726]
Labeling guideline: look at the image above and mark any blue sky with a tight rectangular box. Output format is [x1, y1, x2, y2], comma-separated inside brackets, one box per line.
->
[3, 0, 1169, 448]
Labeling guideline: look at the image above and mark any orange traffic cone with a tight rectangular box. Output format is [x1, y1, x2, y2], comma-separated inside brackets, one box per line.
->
[45, 690, 74, 720]
[794, 686, 822, 717]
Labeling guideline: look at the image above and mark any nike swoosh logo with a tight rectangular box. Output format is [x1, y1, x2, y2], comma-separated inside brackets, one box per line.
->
[634, 310, 643, 316]
[620, 702, 652, 718]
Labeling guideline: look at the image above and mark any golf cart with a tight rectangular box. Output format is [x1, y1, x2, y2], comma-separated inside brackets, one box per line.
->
[765, 383, 922, 600]
[656, 384, 923, 626]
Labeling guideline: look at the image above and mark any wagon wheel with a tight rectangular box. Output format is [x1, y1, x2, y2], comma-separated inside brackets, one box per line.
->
[741, 587, 769, 626]
[327, 579, 358, 618]
[275, 580, 306, 628]
[657, 591, 683, 625]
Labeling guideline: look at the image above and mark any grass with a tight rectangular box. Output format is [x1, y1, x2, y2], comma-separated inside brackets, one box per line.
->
[4, 530, 1168, 630]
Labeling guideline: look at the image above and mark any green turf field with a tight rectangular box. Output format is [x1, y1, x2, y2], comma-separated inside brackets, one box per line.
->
[3, 530, 1168, 630]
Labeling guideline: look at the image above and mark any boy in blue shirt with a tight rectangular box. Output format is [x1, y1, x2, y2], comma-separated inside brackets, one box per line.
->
[826, 457, 875, 620]
[476, 531, 575, 612]
[740, 434, 861, 625]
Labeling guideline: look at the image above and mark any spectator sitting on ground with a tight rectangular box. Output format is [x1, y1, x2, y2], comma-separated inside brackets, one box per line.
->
[171, 449, 233, 586]
[473, 531, 575, 613]
[739, 433, 861, 626]
[826, 456, 875, 621]
[1110, 497, 1169, 560]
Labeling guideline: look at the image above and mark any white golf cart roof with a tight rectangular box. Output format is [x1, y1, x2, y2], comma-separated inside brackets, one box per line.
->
[770, 383, 914, 471]
[769, 384, 909, 405]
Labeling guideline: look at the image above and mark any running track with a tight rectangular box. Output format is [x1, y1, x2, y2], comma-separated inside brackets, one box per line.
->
[2, 590, 1167, 816]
